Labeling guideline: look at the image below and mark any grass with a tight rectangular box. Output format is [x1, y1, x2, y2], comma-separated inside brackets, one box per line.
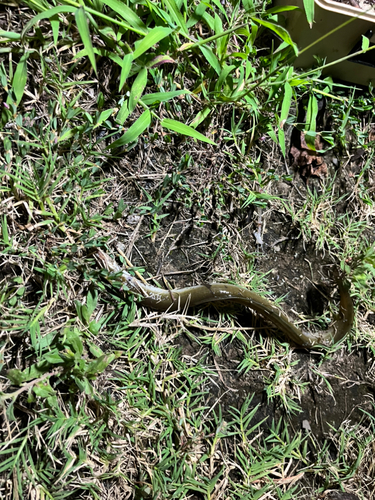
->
[0, 0, 375, 498]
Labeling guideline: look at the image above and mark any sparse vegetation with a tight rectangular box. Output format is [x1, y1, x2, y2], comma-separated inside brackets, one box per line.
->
[0, 0, 375, 498]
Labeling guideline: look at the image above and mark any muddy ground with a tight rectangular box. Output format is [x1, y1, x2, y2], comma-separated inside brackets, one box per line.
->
[96, 125, 375, 496]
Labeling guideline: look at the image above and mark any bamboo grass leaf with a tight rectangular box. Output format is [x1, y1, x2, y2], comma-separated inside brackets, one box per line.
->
[0, 30, 20, 41]
[303, 0, 315, 28]
[161, 118, 216, 145]
[100, 0, 147, 34]
[252, 18, 298, 55]
[119, 53, 133, 91]
[107, 109, 151, 149]
[21, 5, 77, 39]
[133, 27, 173, 60]
[75, 7, 97, 74]
[164, 0, 188, 35]
[141, 90, 189, 105]
[13, 52, 29, 104]
[129, 67, 148, 113]
[278, 81, 292, 157]
[50, 15, 60, 45]
[199, 45, 221, 75]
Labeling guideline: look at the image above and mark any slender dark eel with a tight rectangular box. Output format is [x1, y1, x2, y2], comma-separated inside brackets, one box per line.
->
[95, 250, 354, 348]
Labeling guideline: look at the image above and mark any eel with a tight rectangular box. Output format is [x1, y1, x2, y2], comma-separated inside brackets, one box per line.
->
[95, 249, 354, 348]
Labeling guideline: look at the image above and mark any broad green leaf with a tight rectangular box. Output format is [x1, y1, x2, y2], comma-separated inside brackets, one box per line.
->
[266, 5, 300, 14]
[75, 7, 97, 74]
[231, 65, 245, 97]
[199, 45, 221, 75]
[119, 53, 133, 91]
[304, 130, 317, 151]
[50, 15, 60, 45]
[250, 22, 258, 45]
[88, 342, 104, 358]
[0, 30, 20, 41]
[74, 376, 94, 395]
[116, 101, 130, 125]
[58, 128, 77, 142]
[94, 108, 115, 128]
[267, 123, 277, 143]
[303, 0, 314, 27]
[85, 352, 121, 377]
[187, 2, 207, 28]
[235, 27, 251, 36]
[34, 382, 56, 398]
[101, 0, 147, 34]
[306, 94, 318, 133]
[215, 64, 236, 91]
[202, 11, 215, 30]
[108, 109, 151, 149]
[278, 127, 286, 158]
[362, 35, 370, 51]
[75, 46, 123, 66]
[63, 328, 84, 356]
[13, 52, 29, 104]
[289, 78, 310, 86]
[164, 0, 188, 35]
[252, 18, 298, 55]
[86, 289, 98, 316]
[189, 106, 211, 129]
[6, 368, 25, 385]
[43, 351, 65, 364]
[280, 82, 292, 124]
[214, 14, 225, 59]
[161, 118, 216, 145]
[278, 81, 292, 157]
[81, 305, 90, 323]
[141, 90, 189, 105]
[242, 0, 255, 13]
[133, 27, 173, 60]
[14, 364, 47, 383]
[21, 5, 76, 39]
[129, 67, 148, 113]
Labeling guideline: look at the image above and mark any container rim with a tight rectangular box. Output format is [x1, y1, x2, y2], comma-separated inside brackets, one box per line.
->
[315, 0, 375, 22]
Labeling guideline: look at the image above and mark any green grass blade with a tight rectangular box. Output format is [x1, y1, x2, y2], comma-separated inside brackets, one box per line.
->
[50, 15, 60, 45]
[252, 18, 298, 55]
[189, 106, 211, 129]
[75, 7, 97, 74]
[101, 0, 147, 34]
[119, 53, 133, 91]
[129, 67, 148, 113]
[141, 90, 189, 105]
[0, 30, 21, 41]
[199, 45, 221, 75]
[278, 81, 292, 156]
[94, 108, 115, 129]
[164, 0, 188, 35]
[13, 52, 29, 105]
[303, 0, 315, 28]
[133, 27, 173, 60]
[21, 5, 77, 39]
[161, 118, 217, 145]
[107, 109, 151, 149]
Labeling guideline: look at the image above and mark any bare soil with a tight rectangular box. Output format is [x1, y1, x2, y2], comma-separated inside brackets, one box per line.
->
[99, 125, 375, 490]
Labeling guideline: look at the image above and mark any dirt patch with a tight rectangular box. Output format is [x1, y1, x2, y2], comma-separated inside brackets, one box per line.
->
[109, 131, 375, 452]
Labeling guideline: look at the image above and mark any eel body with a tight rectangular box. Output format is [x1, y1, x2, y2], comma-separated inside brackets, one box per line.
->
[95, 250, 354, 348]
